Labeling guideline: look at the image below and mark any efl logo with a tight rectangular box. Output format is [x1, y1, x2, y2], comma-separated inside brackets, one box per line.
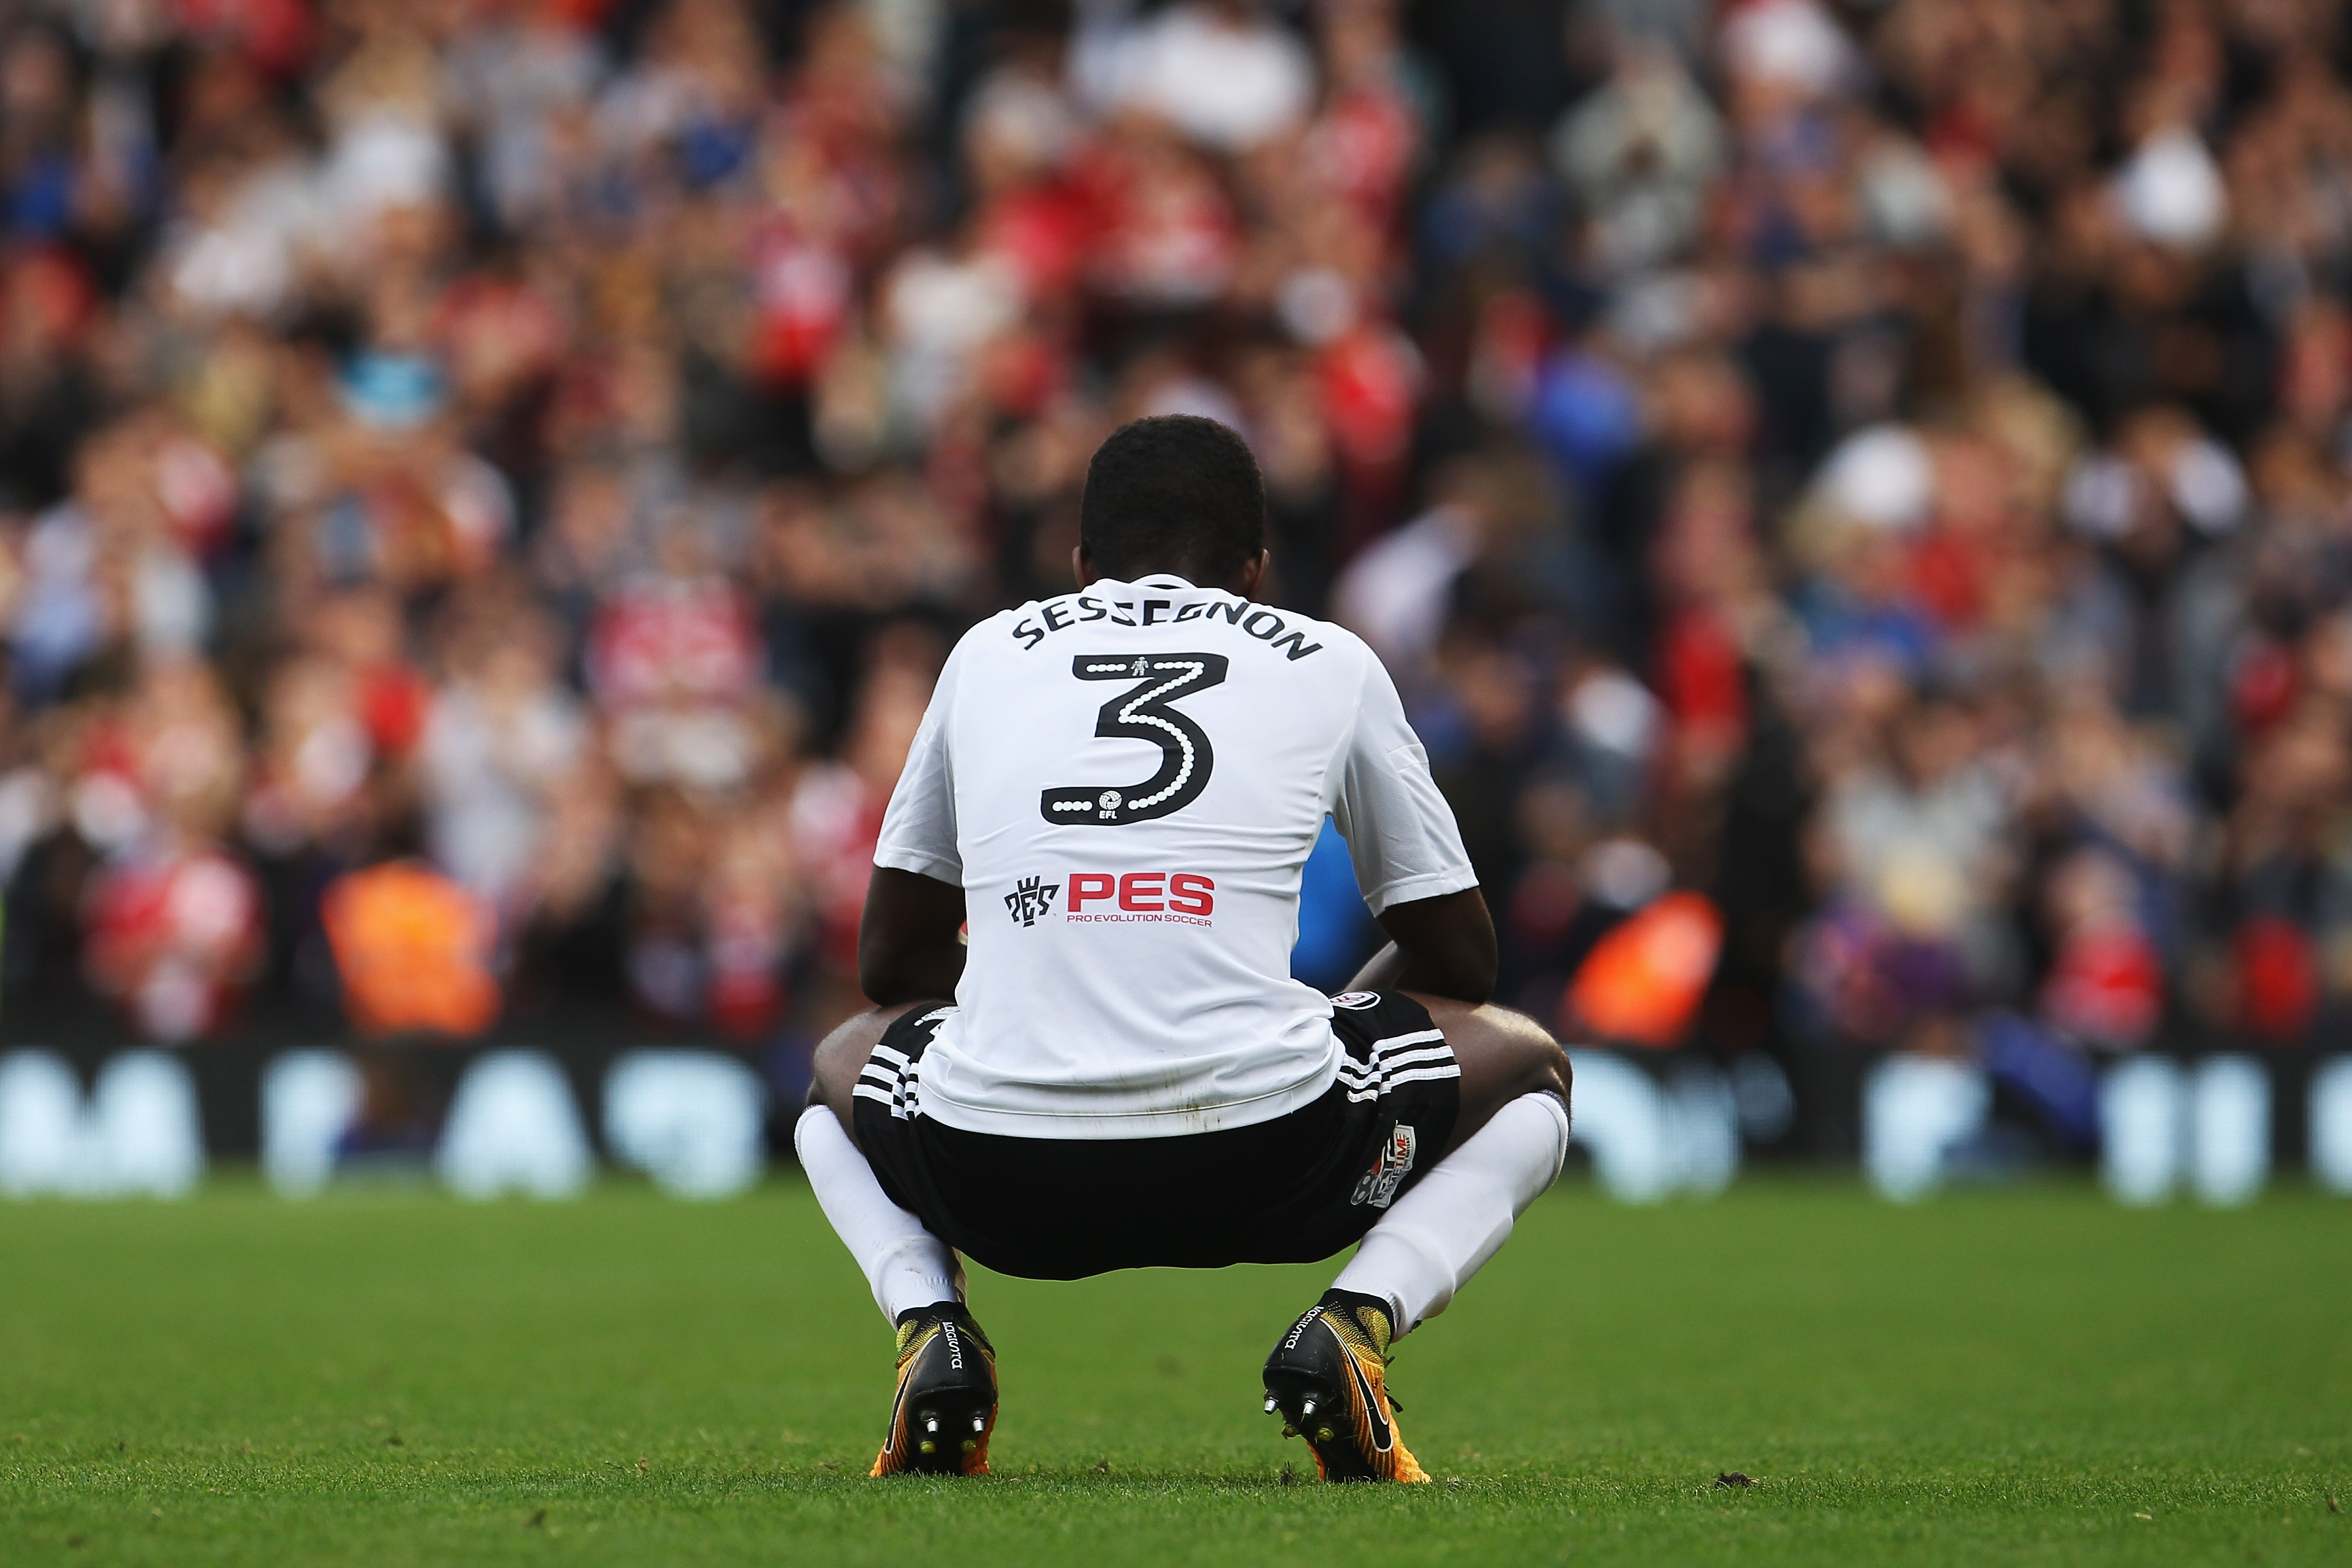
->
[1067, 871, 1214, 917]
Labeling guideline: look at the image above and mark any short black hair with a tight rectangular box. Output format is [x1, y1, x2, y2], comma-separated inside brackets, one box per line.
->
[1078, 415, 1265, 584]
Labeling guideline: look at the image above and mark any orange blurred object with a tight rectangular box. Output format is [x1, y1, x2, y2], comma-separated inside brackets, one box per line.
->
[1563, 891, 1723, 1049]
[321, 861, 502, 1039]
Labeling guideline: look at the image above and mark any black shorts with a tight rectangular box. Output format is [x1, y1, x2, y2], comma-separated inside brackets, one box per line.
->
[850, 992, 1461, 1280]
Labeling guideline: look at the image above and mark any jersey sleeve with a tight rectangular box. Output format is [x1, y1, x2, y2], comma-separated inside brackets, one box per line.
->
[1330, 647, 1479, 916]
[871, 639, 966, 885]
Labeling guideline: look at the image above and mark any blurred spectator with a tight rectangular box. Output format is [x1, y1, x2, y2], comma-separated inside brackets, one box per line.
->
[81, 660, 262, 1042]
[419, 586, 587, 916]
[1796, 681, 2018, 1054]
[1085, 1, 1315, 155]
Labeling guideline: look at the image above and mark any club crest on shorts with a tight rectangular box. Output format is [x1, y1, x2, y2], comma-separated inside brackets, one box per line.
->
[1351, 1123, 1418, 1209]
[1003, 874, 1060, 927]
[1330, 991, 1380, 1011]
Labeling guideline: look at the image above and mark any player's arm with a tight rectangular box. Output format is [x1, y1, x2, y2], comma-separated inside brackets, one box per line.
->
[1333, 644, 1491, 1002]
[1348, 888, 1496, 1004]
[858, 867, 967, 1004]
[863, 629, 973, 1005]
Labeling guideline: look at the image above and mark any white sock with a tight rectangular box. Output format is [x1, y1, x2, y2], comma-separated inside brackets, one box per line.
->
[1333, 1091, 1570, 1336]
[794, 1105, 965, 1324]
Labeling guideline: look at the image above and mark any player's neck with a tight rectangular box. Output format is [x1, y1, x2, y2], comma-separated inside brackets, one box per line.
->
[1086, 568, 1199, 590]
[1074, 553, 1266, 599]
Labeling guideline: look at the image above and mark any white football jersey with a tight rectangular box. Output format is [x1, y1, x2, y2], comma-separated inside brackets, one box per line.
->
[871, 574, 1477, 1139]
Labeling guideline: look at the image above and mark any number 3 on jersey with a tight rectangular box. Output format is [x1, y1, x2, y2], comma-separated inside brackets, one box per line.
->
[1040, 652, 1229, 826]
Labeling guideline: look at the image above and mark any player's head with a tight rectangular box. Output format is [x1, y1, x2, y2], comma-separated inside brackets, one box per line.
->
[1077, 415, 1268, 592]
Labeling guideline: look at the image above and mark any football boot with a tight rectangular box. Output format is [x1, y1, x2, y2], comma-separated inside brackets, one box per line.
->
[1262, 1288, 1429, 1482]
[871, 1301, 997, 1477]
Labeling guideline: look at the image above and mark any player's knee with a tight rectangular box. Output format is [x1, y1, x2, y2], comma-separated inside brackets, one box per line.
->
[805, 1039, 853, 1112]
[1490, 1005, 1571, 1106]
[807, 1006, 895, 1111]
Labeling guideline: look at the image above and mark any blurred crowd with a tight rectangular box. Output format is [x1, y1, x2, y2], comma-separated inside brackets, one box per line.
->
[1, 0, 2349, 1142]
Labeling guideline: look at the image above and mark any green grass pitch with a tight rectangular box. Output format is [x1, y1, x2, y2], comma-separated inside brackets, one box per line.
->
[1, 1178, 2346, 1566]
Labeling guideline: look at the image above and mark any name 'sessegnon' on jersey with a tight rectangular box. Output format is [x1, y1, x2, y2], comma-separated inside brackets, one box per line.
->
[873, 576, 1476, 1140]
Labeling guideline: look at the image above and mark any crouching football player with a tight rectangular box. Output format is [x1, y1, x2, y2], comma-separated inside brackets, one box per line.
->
[797, 416, 1572, 1483]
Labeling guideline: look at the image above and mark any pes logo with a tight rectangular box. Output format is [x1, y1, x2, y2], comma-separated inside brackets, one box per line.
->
[1009, 871, 1215, 924]
[1003, 875, 1060, 927]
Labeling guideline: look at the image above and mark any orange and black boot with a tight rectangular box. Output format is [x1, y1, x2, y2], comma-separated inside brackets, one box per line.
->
[1262, 1289, 1429, 1482]
[871, 1302, 997, 1477]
